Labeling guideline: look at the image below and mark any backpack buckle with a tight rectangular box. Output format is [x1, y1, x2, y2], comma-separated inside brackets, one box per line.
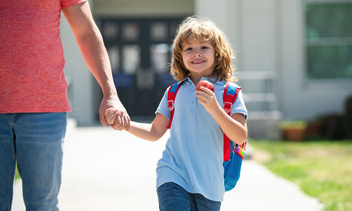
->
[224, 102, 232, 113]
[168, 100, 174, 111]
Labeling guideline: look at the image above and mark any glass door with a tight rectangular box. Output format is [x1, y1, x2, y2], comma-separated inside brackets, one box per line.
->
[98, 17, 184, 116]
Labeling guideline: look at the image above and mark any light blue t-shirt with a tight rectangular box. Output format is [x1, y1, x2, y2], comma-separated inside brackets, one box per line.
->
[155, 77, 248, 202]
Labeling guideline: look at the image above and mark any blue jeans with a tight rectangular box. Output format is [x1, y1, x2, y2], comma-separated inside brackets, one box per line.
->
[157, 183, 221, 211]
[0, 113, 67, 211]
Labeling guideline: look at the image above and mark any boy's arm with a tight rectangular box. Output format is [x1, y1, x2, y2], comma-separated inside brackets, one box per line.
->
[127, 114, 169, 142]
[205, 99, 247, 144]
[106, 109, 169, 142]
[217, 112, 247, 145]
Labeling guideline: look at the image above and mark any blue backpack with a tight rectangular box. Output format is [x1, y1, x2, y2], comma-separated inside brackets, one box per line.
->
[167, 81, 246, 191]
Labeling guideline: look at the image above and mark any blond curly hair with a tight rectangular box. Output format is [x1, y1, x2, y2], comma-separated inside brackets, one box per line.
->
[170, 16, 237, 82]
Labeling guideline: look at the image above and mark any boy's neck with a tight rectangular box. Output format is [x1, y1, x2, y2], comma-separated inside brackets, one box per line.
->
[190, 77, 201, 86]
[189, 73, 209, 86]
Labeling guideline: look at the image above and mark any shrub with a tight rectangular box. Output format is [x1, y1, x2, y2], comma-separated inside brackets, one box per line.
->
[344, 95, 352, 139]
[318, 113, 345, 140]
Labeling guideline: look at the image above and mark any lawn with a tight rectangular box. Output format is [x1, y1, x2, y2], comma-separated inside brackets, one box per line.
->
[15, 167, 20, 180]
[251, 140, 352, 211]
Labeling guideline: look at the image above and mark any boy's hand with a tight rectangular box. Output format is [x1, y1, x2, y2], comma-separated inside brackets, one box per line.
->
[196, 87, 221, 114]
[104, 108, 118, 125]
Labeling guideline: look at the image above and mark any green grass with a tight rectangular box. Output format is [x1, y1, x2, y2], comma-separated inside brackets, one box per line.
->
[15, 167, 20, 180]
[251, 140, 352, 211]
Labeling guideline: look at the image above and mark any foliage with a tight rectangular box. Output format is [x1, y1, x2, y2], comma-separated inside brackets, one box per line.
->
[280, 121, 307, 129]
[305, 95, 352, 141]
[344, 95, 352, 139]
[312, 113, 345, 140]
[15, 166, 20, 180]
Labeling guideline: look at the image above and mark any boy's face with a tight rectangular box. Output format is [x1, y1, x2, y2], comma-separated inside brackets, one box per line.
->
[181, 38, 216, 79]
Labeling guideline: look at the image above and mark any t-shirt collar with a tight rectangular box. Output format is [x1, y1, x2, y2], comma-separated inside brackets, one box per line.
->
[184, 76, 223, 86]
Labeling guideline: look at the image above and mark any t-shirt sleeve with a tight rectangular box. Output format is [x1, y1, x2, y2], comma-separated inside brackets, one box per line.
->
[155, 87, 171, 120]
[231, 89, 248, 120]
[61, 0, 87, 8]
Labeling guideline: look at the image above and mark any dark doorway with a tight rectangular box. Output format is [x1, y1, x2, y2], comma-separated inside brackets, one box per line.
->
[97, 17, 184, 117]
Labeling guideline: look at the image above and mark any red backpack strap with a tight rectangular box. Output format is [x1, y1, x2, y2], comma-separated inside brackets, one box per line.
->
[223, 82, 242, 161]
[167, 81, 184, 129]
[223, 82, 241, 115]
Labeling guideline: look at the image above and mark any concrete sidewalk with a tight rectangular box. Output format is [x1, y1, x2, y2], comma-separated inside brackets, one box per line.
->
[12, 120, 324, 211]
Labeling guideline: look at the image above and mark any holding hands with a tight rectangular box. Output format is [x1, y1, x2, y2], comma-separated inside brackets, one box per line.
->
[104, 107, 130, 130]
[100, 95, 130, 131]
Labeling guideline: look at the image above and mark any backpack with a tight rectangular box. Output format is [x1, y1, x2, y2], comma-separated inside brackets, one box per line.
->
[167, 81, 246, 191]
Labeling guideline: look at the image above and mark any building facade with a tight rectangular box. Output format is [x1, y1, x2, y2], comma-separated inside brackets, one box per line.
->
[61, 0, 352, 134]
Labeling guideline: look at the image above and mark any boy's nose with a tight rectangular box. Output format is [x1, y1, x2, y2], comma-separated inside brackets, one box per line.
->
[193, 52, 201, 57]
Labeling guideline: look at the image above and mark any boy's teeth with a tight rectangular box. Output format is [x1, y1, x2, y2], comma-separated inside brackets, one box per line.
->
[192, 60, 203, 64]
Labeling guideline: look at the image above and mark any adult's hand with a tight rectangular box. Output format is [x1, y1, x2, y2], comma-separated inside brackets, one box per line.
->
[99, 95, 130, 130]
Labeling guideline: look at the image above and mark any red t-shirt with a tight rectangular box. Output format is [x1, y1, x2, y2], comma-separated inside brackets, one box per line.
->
[0, 0, 86, 113]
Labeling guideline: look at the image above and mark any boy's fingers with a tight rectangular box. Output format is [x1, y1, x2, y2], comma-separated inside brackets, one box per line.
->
[108, 116, 117, 125]
[115, 114, 122, 126]
[118, 115, 126, 128]
[114, 112, 130, 130]
[105, 108, 117, 116]
[104, 109, 110, 116]
[121, 114, 130, 131]
[125, 122, 130, 131]
[107, 108, 130, 131]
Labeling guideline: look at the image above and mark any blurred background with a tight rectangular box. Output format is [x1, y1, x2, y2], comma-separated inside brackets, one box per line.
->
[61, 0, 352, 141]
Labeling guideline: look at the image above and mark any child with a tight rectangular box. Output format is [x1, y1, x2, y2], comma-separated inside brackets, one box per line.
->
[106, 16, 248, 211]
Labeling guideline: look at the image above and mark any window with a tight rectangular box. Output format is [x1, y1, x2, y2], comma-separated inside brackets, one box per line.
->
[305, 1, 352, 79]
[150, 44, 169, 74]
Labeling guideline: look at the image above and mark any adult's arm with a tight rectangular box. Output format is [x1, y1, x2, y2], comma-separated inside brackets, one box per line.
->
[62, 2, 130, 130]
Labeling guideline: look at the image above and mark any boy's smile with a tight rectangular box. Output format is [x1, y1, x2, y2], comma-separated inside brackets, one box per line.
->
[182, 38, 216, 81]
[191, 59, 206, 64]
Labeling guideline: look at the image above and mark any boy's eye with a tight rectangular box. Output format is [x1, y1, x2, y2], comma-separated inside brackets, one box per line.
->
[201, 46, 209, 49]
[184, 47, 192, 51]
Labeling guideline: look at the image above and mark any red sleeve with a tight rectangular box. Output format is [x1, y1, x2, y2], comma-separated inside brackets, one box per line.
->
[61, 0, 87, 8]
